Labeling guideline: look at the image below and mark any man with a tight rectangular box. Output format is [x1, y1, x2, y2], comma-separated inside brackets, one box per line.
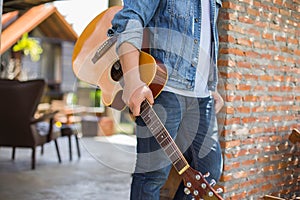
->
[109, 0, 224, 199]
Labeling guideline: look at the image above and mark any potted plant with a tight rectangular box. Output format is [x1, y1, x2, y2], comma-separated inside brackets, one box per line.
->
[6, 33, 43, 80]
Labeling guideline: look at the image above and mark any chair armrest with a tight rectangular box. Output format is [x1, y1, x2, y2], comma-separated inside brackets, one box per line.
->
[31, 110, 59, 124]
[31, 110, 60, 142]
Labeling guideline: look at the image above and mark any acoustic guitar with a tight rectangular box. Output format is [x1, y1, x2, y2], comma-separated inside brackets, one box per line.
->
[72, 6, 223, 200]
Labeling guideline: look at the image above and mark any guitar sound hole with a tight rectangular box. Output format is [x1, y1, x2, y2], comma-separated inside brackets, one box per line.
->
[111, 60, 123, 81]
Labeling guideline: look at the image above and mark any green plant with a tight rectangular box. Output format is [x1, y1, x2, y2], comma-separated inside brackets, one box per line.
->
[13, 33, 43, 62]
[89, 89, 102, 107]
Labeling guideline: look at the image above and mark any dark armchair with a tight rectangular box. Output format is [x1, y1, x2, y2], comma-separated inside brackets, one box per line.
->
[0, 79, 61, 169]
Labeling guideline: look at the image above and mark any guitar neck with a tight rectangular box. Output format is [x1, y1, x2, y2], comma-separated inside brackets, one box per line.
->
[140, 100, 190, 175]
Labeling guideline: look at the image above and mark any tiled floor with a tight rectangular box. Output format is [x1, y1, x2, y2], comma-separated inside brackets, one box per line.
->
[0, 135, 137, 200]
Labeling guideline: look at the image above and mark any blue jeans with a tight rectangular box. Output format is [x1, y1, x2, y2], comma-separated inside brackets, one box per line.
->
[130, 91, 223, 200]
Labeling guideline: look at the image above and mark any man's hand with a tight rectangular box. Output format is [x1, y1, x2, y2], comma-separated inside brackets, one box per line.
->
[119, 42, 154, 116]
[127, 84, 154, 116]
[211, 91, 224, 114]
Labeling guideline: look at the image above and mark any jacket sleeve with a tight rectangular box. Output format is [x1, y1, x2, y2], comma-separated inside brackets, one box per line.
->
[110, 0, 160, 52]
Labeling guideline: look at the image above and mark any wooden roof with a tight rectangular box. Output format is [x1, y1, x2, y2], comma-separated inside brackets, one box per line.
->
[1, 4, 78, 54]
[3, 0, 61, 13]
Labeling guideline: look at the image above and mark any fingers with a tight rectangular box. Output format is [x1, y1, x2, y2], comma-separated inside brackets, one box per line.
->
[129, 85, 153, 116]
[211, 91, 224, 114]
[145, 87, 154, 105]
[215, 100, 223, 113]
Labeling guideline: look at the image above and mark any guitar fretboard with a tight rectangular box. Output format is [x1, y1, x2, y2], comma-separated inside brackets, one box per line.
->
[140, 100, 190, 174]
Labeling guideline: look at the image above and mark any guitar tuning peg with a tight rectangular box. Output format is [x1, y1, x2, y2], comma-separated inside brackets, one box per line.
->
[216, 188, 223, 194]
[184, 187, 191, 195]
[209, 179, 216, 187]
[203, 172, 210, 178]
[186, 182, 192, 188]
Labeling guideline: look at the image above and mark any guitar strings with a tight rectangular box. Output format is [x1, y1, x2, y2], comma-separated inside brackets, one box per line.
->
[140, 101, 189, 171]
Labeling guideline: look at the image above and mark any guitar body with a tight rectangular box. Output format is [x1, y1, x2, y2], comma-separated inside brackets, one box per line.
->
[160, 166, 182, 199]
[72, 6, 166, 111]
[72, 6, 223, 200]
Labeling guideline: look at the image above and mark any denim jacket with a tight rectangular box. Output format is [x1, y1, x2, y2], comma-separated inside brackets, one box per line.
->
[111, 0, 222, 92]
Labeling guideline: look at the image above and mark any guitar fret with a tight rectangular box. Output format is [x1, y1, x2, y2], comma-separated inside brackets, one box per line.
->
[173, 158, 188, 173]
[155, 130, 165, 143]
[144, 115, 162, 136]
[169, 150, 181, 163]
[140, 100, 189, 174]
[141, 103, 163, 137]
[165, 144, 180, 161]
[149, 124, 163, 136]
[159, 136, 170, 148]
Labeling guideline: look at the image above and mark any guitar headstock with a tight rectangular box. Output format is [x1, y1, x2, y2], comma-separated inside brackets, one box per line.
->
[181, 167, 224, 200]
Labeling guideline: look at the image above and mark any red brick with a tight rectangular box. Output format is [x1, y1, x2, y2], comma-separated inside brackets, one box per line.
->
[226, 95, 243, 102]
[234, 149, 249, 157]
[279, 8, 291, 16]
[220, 140, 241, 148]
[271, 154, 283, 161]
[222, 183, 239, 193]
[243, 95, 258, 102]
[273, 0, 283, 5]
[223, 162, 240, 171]
[241, 159, 256, 166]
[254, 20, 268, 28]
[248, 187, 260, 196]
[261, 53, 272, 60]
[249, 127, 265, 134]
[244, 74, 258, 80]
[257, 116, 270, 123]
[237, 37, 252, 46]
[268, 45, 280, 52]
[257, 156, 271, 163]
[237, 106, 251, 113]
[225, 106, 235, 114]
[262, 164, 276, 172]
[222, 2, 246, 12]
[236, 84, 251, 91]
[274, 54, 286, 62]
[272, 96, 284, 102]
[219, 35, 235, 43]
[224, 117, 241, 125]
[229, 191, 247, 200]
[275, 35, 287, 42]
[249, 148, 262, 154]
[254, 41, 268, 48]
[246, 28, 261, 37]
[260, 75, 273, 81]
[238, 16, 254, 24]
[262, 32, 273, 40]
[242, 117, 257, 123]
[220, 174, 233, 182]
[233, 171, 248, 179]
[247, 7, 260, 16]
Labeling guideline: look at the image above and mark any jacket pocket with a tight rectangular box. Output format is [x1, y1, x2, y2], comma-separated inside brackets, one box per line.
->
[167, 0, 191, 19]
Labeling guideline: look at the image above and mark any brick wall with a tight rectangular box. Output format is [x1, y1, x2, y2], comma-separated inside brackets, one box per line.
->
[217, 0, 300, 199]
